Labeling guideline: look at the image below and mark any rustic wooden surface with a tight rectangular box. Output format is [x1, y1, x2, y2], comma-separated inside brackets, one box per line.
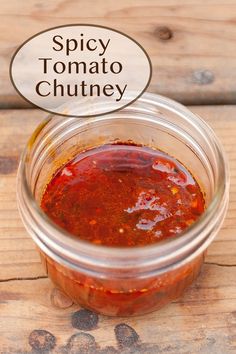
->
[1, 0, 236, 107]
[0, 106, 235, 353]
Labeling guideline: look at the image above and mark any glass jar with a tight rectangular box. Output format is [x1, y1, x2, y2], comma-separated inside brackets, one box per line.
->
[17, 93, 229, 316]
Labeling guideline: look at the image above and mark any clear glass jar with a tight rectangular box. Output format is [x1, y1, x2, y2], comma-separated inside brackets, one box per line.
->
[17, 93, 229, 316]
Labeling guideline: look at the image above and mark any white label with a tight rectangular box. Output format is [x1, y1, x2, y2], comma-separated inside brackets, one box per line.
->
[10, 24, 152, 117]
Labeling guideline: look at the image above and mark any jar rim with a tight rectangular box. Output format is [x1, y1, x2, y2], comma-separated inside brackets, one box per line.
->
[17, 93, 230, 274]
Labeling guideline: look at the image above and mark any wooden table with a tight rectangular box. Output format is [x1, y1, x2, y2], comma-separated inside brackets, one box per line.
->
[0, 1, 236, 353]
[0, 106, 235, 353]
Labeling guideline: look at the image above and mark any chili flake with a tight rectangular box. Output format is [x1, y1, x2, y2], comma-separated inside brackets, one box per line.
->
[41, 144, 205, 247]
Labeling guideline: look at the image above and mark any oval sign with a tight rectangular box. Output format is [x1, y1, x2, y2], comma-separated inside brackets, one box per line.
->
[10, 24, 152, 117]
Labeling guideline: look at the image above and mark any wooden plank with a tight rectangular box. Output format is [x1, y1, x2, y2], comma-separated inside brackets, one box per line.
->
[0, 264, 235, 353]
[0, 105, 235, 352]
[0, 111, 44, 279]
[1, 0, 236, 106]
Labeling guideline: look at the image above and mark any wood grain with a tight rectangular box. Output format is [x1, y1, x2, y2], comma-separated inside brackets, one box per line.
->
[1, 0, 236, 106]
[0, 265, 236, 353]
[0, 105, 236, 353]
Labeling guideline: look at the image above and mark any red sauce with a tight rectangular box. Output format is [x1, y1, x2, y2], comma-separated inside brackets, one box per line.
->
[40, 143, 206, 315]
[41, 144, 204, 246]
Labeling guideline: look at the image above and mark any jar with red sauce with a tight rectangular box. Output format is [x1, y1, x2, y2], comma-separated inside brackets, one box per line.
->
[17, 93, 229, 316]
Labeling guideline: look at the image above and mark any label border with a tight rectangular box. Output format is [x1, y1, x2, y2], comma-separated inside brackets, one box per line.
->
[9, 23, 153, 118]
